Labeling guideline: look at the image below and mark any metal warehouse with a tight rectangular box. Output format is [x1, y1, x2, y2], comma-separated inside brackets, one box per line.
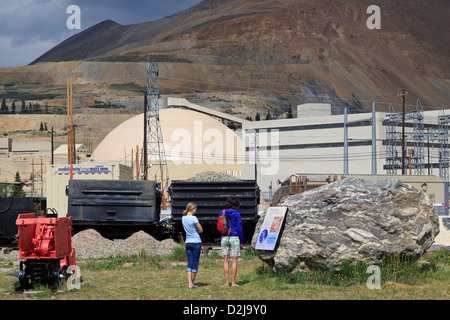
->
[241, 103, 450, 197]
[46, 163, 132, 217]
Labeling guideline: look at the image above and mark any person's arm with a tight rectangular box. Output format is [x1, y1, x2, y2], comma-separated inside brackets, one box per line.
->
[237, 212, 243, 245]
[193, 216, 203, 233]
[195, 222, 203, 233]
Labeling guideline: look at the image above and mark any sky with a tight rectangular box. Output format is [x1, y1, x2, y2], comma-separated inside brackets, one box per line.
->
[0, 0, 202, 68]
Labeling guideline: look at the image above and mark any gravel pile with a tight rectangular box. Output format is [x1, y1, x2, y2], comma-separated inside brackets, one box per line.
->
[72, 229, 178, 259]
[0, 248, 19, 260]
[0, 229, 179, 261]
[114, 231, 178, 257]
[186, 171, 241, 182]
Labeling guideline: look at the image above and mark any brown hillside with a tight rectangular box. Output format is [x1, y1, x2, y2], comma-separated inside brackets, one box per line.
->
[3, 0, 449, 113]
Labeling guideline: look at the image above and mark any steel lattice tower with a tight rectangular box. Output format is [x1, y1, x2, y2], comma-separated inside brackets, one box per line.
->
[438, 106, 450, 181]
[384, 102, 425, 175]
[411, 101, 425, 175]
[141, 61, 170, 203]
[385, 104, 402, 175]
[385, 101, 449, 180]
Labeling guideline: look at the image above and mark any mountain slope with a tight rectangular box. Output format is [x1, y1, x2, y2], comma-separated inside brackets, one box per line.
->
[30, 20, 128, 63]
[22, 0, 450, 112]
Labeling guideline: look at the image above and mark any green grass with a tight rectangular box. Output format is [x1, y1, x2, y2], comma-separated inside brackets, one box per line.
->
[248, 249, 450, 288]
[0, 92, 59, 100]
[0, 247, 448, 300]
[88, 101, 126, 109]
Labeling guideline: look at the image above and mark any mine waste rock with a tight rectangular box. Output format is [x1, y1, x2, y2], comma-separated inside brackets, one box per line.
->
[185, 171, 241, 182]
[252, 178, 440, 272]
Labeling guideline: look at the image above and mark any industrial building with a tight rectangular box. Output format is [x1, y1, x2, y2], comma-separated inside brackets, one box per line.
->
[54, 144, 90, 162]
[46, 163, 133, 217]
[0, 137, 12, 156]
[241, 103, 450, 196]
[0, 138, 62, 159]
[91, 107, 244, 181]
[87, 97, 450, 200]
[10, 141, 62, 159]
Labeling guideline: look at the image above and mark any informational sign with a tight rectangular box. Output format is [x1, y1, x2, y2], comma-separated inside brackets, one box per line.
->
[255, 206, 287, 251]
[56, 165, 111, 175]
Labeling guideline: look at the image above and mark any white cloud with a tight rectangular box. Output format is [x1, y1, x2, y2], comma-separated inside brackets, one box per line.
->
[0, 0, 73, 67]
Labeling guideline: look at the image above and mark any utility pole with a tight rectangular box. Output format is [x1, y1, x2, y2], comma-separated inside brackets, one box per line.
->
[31, 159, 34, 197]
[67, 77, 75, 165]
[40, 157, 43, 197]
[136, 145, 139, 181]
[67, 78, 71, 165]
[51, 126, 54, 166]
[254, 133, 258, 183]
[143, 92, 148, 180]
[409, 149, 412, 175]
[371, 101, 377, 175]
[398, 88, 408, 175]
[344, 106, 348, 174]
[428, 137, 431, 175]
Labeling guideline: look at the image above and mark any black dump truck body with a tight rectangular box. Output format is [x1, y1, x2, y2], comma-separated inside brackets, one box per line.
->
[169, 180, 260, 242]
[67, 179, 162, 238]
[0, 197, 43, 243]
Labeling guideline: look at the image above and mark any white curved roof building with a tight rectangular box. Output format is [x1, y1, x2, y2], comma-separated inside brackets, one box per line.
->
[91, 108, 244, 179]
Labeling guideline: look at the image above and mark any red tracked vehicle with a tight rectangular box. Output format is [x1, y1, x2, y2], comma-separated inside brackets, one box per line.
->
[16, 213, 76, 287]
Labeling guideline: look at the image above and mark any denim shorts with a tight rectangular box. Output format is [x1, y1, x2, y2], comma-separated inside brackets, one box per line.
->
[221, 236, 240, 257]
[185, 242, 202, 273]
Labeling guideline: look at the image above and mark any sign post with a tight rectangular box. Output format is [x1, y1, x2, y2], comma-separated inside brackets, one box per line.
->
[255, 206, 287, 251]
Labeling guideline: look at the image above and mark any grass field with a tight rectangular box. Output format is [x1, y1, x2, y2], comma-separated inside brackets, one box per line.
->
[0, 247, 449, 300]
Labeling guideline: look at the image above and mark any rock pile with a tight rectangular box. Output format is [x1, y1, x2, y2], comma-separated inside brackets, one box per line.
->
[252, 178, 440, 272]
[0, 248, 19, 260]
[72, 229, 178, 259]
[185, 171, 241, 182]
[0, 229, 179, 261]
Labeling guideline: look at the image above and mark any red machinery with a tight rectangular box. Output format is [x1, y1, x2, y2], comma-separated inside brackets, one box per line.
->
[16, 213, 76, 287]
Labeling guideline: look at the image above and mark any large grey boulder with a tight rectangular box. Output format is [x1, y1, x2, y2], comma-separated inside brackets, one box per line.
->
[252, 178, 440, 272]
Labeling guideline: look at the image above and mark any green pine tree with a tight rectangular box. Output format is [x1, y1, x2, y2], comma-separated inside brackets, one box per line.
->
[21, 99, 26, 114]
[0, 98, 8, 114]
[11, 172, 26, 197]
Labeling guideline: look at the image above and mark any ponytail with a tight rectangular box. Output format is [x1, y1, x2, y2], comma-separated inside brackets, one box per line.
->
[183, 202, 197, 216]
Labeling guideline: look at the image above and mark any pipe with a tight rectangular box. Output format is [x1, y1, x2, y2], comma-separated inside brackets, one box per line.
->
[344, 106, 348, 174]
[372, 101, 377, 174]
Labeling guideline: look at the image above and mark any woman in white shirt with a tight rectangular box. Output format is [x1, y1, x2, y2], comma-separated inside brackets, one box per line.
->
[182, 202, 203, 289]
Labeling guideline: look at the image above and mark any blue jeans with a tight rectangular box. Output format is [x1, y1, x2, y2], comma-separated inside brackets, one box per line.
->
[185, 242, 202, 273]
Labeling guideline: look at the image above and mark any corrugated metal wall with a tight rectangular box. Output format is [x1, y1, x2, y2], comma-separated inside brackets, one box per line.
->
[46, 163, 132, 217]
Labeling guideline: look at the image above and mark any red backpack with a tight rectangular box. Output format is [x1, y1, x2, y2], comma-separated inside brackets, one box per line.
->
[217, 210, 231, 235]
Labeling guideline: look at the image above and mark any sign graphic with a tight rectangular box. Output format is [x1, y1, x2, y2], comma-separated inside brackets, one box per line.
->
[255, 206, 287, 251]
